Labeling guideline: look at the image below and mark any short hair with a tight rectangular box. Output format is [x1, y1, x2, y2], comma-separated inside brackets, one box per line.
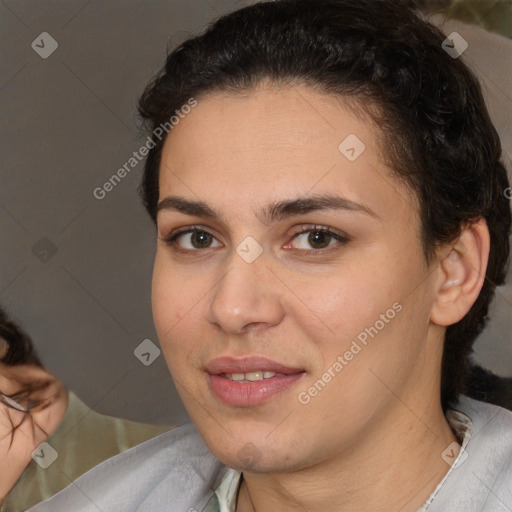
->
[137, 0, 511, 412]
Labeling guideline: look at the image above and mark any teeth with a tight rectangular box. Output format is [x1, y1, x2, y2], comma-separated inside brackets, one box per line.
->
[245, 371, 263, 381]
[224, 371, 277, 381]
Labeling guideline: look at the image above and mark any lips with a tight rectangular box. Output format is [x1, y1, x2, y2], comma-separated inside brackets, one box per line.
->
[205, 356, 306, 406]
[205, 356, 304, 376]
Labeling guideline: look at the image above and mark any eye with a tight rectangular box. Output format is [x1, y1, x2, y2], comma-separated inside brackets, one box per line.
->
[161, 226, 222, 251]
[287, 225, 350, 252]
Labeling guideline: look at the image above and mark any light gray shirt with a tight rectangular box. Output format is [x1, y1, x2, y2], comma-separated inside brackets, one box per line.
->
[27, 396, 512, 512]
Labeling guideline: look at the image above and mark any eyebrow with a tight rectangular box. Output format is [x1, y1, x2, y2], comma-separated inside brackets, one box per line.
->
[157, 194, 378, 224]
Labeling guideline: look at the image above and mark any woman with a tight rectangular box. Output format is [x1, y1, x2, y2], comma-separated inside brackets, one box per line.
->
[28, 0, 512, 510]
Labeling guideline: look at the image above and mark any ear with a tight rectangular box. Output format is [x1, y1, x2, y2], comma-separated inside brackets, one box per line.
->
[430, 218, 490, 327]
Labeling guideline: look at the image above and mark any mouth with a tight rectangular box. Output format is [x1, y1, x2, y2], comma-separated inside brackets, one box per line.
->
[205, 356, 306, 406]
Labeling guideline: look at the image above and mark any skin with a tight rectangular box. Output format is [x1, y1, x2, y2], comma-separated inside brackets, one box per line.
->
[152, 82, 489, 511]
[0, 363, 68, 502]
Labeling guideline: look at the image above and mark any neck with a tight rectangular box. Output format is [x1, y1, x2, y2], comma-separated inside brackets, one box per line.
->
[237, 397, 458, 512]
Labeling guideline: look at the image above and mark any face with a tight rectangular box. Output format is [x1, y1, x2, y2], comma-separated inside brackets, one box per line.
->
[152, 83, 442, 473]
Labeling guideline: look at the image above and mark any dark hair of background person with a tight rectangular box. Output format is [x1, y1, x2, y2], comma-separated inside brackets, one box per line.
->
[136, 0, 511, 413]
[0, 306, 58, 414]
[0, 306, 42, 367]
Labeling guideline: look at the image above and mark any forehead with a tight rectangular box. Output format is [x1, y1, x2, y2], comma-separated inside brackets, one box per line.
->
[158, 84, 414, 225]
[162, 84, 375, 162]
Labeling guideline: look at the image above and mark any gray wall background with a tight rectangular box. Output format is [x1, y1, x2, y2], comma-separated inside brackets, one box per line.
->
[1, 1, 511, 426]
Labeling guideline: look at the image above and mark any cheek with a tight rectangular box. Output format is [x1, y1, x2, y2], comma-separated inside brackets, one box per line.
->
[151, 254, 208, 367]
[305, 264, 391, 336]
[313, 265, 429, 403]
[151, 256, 191, 356]
[299, 254, 417, 379]
[152, 258, 176, 335]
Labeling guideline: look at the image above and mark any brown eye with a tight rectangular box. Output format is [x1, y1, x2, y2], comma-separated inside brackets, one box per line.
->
[290, 226, 349, 251]
[189, 230, 214, 249]
[308, 230, 332, 249]
[163, 227, 222, 251]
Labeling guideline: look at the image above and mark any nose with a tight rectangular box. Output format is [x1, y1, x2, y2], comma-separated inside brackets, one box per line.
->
[206, 248, 285, 335]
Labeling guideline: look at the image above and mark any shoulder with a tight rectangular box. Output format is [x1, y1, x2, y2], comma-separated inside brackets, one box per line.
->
[26, 422, 226, 512]
[428, 395, 512, 511]
[456, 394, 512, 470]
[51, 392, 172, 455]
[456, 394, 512, 435]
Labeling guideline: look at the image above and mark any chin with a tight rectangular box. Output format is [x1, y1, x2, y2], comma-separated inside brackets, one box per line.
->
[200, 427, 310, 473]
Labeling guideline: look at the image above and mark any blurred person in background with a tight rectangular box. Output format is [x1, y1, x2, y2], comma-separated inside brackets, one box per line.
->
[0, 306, 173, 512]
[420, 0, 511, 39]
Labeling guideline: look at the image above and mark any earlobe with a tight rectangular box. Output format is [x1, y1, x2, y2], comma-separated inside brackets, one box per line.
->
[430, 218, 490, 327]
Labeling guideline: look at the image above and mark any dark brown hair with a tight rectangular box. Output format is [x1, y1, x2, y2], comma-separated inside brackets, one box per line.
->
[0, 306, 42, 367]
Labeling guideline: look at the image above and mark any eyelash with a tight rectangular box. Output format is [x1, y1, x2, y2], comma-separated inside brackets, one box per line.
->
[161, 224, 350, 254]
